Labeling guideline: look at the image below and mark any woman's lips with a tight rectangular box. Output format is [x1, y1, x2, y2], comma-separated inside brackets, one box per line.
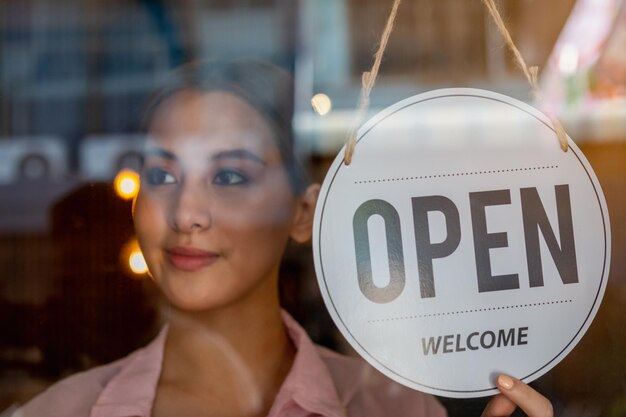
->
[165, 246, 219, 271]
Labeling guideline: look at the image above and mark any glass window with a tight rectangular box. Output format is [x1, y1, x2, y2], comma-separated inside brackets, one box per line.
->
[1, 0, 625, 415]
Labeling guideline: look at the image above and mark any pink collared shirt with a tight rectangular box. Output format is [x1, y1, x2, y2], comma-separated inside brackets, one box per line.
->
[15, 312, 446, 417]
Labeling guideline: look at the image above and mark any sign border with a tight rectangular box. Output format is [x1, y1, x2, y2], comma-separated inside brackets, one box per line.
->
[313, 88, 611, 397]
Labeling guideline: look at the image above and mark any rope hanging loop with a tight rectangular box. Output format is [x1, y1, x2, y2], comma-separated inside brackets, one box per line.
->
[344, 0, 402, 165]
[481, 0, 569, 152]
[343, 0, 569, 166]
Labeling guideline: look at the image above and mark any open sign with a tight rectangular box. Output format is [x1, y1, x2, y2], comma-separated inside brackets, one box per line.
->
[353, 184, 578, 303]
[313, 89, 610, 398]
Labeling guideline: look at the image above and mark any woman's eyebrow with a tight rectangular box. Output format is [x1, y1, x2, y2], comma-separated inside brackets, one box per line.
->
[211, 149, 266, 165]
[143, 148, 177, 161]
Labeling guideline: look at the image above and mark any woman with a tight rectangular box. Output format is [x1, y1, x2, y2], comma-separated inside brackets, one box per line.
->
[16, 60, 552, 417]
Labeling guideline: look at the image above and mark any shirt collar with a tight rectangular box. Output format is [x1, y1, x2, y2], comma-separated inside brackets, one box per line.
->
[90, 325, 168, 417]
[268, 311, 346, 417]
[89, 311, 346, 417]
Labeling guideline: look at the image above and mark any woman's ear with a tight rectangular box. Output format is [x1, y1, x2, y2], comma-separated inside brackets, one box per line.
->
[290, 183, 321, 243]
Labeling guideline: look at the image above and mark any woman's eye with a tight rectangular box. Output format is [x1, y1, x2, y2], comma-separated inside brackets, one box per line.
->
[213, 170, 248, 186]
[144, 167, 176, 185]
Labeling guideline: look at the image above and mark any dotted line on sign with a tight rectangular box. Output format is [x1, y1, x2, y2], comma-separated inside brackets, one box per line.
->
[354, 165, 559, 185]
[367, 299, 572, 324]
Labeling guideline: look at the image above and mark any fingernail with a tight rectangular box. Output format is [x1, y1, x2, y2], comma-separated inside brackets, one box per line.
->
[497, 374, 514, 390]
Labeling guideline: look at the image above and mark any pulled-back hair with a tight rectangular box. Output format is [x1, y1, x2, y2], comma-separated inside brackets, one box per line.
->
[144, 59, 307, 193]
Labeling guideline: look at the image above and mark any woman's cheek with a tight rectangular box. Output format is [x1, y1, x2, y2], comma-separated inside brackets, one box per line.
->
[218, 184, 296, 229]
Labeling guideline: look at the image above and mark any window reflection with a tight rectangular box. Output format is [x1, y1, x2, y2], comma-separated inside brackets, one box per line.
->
[1, 0, 625, 415]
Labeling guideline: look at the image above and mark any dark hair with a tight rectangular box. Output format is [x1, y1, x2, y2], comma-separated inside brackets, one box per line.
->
[144, 59, 307, 193]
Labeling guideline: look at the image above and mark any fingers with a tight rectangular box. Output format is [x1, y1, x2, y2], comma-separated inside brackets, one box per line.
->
[492, 374, 553, 417]
[481, 394, 516, 417]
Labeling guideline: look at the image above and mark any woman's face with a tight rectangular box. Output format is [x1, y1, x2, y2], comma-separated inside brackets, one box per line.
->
[134, 90, 315, 312]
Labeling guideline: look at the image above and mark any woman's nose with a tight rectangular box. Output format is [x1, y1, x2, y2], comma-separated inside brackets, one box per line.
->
[169, 182, 211, 233]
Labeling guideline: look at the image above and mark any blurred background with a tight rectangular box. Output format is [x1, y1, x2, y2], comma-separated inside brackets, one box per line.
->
[1, 0, 625, 415]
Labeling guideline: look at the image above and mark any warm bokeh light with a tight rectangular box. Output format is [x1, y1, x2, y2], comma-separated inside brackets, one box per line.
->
[311, 93, 332, 116]
[128, 249, 148, 275]
[120, 238, 148, 278]
[114, 169, 140, 200]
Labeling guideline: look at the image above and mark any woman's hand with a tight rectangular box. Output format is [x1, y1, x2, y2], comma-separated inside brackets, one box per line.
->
[481, 374, 553, 417]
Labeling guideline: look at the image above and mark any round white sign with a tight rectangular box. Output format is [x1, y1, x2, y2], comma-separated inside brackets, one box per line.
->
[312, 88, 610, 398]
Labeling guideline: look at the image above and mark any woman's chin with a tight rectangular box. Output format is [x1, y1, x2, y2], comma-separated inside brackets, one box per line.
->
[165, 290, 228, 312]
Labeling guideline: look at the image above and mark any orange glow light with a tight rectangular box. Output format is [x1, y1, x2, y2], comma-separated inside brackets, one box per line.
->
[121, 238, 149, 278]
[128, 249, 148, 275]
[114, 169, 140, 200]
